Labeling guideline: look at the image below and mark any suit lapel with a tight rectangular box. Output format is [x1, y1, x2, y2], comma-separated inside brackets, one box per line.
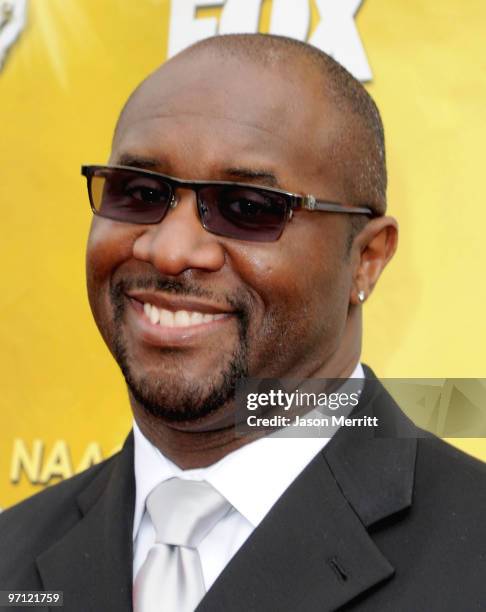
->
[199, 372, 417, 612]
[36, 434, 135, 612]
[198, 451, 394, 612]
[325, 371, 417, 528]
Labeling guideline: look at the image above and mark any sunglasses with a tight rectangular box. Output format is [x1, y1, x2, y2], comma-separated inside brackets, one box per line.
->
[81, 165, 374, 242]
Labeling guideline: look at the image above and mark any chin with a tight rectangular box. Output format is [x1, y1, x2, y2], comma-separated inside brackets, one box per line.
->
[119, 346, 249, 426]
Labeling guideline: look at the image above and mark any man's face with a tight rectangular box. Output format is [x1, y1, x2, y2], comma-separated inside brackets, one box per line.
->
[86, 52, 357, 424]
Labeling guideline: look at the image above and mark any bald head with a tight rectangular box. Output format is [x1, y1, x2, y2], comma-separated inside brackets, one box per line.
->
[115, 33, 386, 216]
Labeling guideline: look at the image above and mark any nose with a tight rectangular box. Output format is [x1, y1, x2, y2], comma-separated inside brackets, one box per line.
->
[132, 188, 225, 275]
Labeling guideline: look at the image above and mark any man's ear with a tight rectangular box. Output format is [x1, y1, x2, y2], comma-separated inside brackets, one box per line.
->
[349, 216, 398, 305]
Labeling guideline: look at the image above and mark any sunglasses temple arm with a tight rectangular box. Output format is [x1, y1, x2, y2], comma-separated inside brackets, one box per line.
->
[302, 196, 373, 216]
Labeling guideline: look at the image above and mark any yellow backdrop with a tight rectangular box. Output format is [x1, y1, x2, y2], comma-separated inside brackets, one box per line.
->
[1, 0, 485, 510]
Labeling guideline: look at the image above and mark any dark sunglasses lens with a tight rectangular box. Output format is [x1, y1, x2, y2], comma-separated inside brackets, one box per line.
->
[89, 168, 172, 223]
[198, 186, 288, 241]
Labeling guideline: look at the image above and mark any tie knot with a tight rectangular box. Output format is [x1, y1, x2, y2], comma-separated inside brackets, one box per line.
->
[146, 478, 231, 548]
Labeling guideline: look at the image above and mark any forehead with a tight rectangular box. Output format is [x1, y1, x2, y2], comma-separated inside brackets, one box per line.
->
[112, 53, 348, 193]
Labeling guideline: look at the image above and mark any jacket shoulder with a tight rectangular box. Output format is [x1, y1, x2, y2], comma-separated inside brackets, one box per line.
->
[416, 435, 486, 494]
[0, 455, 117, 582]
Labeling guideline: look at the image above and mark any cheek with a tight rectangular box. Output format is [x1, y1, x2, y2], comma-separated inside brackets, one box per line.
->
[236, 224, 348, 312]
[85, 220, 136, 332]
[227, 222, 351, 368]
[86, 219, 137, 286]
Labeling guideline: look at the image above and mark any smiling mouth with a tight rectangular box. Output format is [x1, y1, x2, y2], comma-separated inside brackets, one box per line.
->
[125, 290, 235, 341]
[142, 302, 228, 328]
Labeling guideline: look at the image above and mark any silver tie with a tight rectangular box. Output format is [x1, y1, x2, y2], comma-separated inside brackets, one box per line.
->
[133, 478, 231, 612]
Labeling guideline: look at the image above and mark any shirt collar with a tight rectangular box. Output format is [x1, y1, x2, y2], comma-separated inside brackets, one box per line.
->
[133, 363, 364, 538]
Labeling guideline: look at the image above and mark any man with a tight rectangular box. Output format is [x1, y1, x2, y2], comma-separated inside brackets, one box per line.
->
[1, 34, 485, 611]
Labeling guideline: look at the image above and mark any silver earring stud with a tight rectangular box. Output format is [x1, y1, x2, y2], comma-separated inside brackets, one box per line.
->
[358, 290, 366, 303]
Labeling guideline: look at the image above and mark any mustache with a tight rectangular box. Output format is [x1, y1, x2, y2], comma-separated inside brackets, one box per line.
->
[109, 275, 251, 321]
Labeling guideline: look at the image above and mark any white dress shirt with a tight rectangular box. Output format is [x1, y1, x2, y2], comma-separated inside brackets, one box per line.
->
[133, 363, 364, 590]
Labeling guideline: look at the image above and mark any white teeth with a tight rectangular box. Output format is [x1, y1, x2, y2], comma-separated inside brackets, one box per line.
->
[159, 309, 174, 327]
[174, 310, 191, 326]
[142, 303, 226, 327]
[149, 305, 160, 325]
[190, 312, 204, 325]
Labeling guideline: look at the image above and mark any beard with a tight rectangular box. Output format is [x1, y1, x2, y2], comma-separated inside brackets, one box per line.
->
[109, 276, 250, 423]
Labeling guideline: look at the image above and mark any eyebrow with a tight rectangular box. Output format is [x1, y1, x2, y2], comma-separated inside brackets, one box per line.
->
[115, 154, 160, 170]
[114, 154, 281, 189]
[222, 167, 281, 188]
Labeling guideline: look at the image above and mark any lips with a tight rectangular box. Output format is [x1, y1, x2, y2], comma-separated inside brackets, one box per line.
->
[126, 290, 234, 315]
[143, 301, 228, 327]
[125, 291, 235, 346]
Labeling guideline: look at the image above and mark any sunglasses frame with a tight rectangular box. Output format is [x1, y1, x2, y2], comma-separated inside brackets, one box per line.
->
[81, 164, 375, 240]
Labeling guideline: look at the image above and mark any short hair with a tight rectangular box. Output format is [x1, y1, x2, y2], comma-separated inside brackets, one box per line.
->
[116, 33, 387, 229]
[187, 34, 387, 217]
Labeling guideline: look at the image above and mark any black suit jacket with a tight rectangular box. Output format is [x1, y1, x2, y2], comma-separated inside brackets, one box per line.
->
[1, 369, 486, 611]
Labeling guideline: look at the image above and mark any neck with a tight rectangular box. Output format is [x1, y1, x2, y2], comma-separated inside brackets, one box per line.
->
[132, 409, 264, 469]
